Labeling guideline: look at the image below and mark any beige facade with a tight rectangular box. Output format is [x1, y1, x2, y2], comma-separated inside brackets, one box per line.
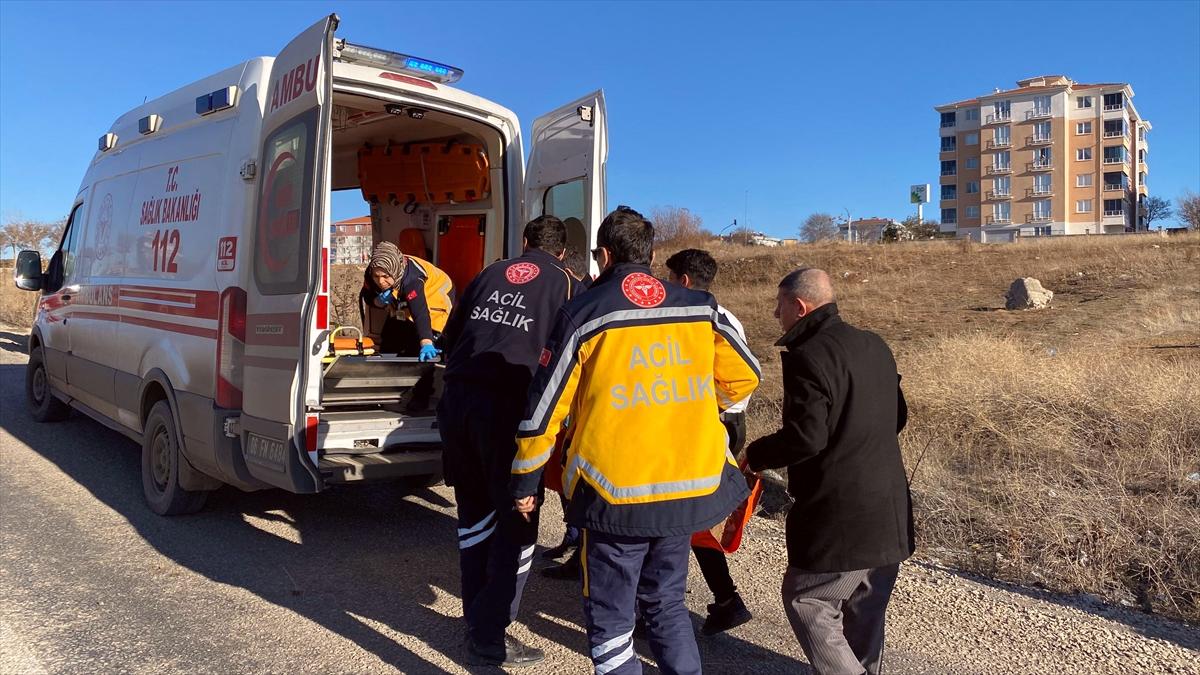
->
[936, 75, 1150, 241]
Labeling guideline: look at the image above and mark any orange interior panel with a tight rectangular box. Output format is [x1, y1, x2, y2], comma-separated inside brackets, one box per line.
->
[437, 215, 486, 294]
[358, 142, 490, 206]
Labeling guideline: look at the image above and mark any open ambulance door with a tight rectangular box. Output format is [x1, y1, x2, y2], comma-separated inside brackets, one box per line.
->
[524, 91, 608, 277]
[240, 14, 337, 492]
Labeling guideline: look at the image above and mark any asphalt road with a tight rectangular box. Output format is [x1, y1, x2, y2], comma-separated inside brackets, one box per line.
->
[1, 329, 1196, 674]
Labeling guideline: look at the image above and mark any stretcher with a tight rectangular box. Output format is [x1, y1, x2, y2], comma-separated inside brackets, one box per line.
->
[358, 140, 490, 206]
[691, 462, 762, 554]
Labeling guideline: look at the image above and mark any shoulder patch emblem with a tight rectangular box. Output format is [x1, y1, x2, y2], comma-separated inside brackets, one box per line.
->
[621, 272, 666, 308]
[406, 289, 418, 301]
[539, 347, 552, 367]
[506, 262, 540, 285]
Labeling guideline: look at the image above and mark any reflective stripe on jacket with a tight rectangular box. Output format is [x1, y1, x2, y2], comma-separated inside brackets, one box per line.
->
[510, 263, 761, 537]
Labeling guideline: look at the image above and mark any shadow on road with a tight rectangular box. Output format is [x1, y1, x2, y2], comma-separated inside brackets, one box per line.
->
[0, 362, 810, 673]
[0, 329, 29, 355]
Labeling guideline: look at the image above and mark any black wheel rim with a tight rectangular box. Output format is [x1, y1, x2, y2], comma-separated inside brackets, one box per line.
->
[31, 364, 47, 405]
[151, 427, 171, 492]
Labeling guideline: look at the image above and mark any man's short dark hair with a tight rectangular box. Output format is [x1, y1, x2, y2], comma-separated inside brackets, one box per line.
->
[524, 215, 568, 253]
[597, 206, 654, 265]
[665, 249, 718, 291]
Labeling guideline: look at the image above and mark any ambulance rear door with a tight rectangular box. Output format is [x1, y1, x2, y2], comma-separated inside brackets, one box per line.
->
[240, 14, 337, 491]
[524, 90, 607, 275]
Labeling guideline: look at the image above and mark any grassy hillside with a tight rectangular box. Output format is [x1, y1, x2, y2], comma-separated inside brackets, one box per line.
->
[689, 233, 1199, 623]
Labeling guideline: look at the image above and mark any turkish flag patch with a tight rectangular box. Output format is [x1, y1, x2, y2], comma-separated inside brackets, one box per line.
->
[539, 348, 552, 367]
[406, 290, 418, 301]
[621, 272, 666, 308]
[506, 262, 540, 284]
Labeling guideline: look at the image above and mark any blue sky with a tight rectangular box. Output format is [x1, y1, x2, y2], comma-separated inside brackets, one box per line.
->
[2, 0, 1198, 237]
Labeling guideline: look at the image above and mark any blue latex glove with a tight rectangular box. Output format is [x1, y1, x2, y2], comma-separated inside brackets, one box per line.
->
[418, 343, 440, 362]
[376, 287, 396, 306]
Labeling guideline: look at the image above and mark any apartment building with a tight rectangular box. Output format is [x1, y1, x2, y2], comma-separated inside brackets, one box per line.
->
[935, 75, 1150, 243]
[330, 215, 373, 265]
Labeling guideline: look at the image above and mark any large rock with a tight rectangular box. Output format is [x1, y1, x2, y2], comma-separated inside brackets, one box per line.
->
[1005, 277, 1054, 310]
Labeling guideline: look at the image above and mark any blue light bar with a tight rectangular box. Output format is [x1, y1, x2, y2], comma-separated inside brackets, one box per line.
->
[335, 40, 463, 84]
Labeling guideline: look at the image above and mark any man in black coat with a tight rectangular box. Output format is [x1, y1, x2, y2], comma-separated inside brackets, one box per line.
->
[745, 267, 913, 675]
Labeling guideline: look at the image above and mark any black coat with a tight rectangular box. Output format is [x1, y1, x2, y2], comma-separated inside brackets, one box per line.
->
[745, 303, 914, 572]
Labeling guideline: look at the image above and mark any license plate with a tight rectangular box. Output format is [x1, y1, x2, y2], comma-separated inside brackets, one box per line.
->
[245, 433, 287, 471]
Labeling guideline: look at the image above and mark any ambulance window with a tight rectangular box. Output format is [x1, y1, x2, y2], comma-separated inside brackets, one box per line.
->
[253, 108, 316, 295]
[543, 179, 585, 223]
[60, 203, 85, 284]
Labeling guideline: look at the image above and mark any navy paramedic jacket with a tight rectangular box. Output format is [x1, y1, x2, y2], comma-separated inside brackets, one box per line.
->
[510, 263, 761, 538]
[440, 248, 582, 392]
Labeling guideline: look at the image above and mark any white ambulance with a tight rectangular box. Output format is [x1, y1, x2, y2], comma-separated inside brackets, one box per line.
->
[12, 15, 608, 514]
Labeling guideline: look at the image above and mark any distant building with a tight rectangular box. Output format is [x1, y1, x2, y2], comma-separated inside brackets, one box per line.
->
[331, 216, 372, 265]
[935, 75, 1150, 243]
[841, 217, 898, 243]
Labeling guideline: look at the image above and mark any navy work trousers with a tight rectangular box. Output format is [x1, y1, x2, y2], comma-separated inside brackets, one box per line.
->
[438, 385, 539, 647]
[581, 530, 701, 675]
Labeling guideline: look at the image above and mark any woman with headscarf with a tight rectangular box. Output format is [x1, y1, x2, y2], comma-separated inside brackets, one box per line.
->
[360, 241, 454, 362]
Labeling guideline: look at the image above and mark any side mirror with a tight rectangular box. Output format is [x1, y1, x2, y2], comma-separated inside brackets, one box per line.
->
[13, 250, 43, 292]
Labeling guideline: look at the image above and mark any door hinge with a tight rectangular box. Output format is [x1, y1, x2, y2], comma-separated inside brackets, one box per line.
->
[240, 160, 257, 181]
[577, 105, 593, 126]
[223, 416, 242, 438]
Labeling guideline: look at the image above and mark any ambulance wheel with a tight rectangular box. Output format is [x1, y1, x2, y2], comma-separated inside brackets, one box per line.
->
[26, 348, 69, 422]
[141, 400, 208, 515]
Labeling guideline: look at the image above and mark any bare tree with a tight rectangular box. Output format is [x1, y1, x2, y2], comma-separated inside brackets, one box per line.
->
[1, 216, 65, 261]
[726, 227, 757, 246]
[651, 206, 710, 246]
[900, 216, 940, 240]
[1176, 192, 1200, 230]
[800, 213, 838, 243]
[1140, 196, 1173, 230]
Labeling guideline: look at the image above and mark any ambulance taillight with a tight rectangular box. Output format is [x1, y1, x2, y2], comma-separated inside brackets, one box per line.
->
[215, 286, 247, 409]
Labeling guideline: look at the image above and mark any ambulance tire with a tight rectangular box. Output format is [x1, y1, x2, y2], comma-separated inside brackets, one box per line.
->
[141, 400, 208, 516]
[26, 348, 69, 423]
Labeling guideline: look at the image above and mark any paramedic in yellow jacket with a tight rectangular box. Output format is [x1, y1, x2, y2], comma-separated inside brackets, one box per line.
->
[510, 206, 760, 675]
[361, 241, 454, 361]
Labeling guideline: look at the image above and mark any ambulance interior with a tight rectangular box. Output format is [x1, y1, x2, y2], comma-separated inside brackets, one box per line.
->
[322, 92, 510, 413]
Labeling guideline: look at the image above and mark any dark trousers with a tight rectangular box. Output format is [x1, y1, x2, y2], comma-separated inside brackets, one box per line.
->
[781, 564, 900, 675]
[581, 530, 700, 675]
[438, 386, 538, 647]
[692, 545, 737, 604]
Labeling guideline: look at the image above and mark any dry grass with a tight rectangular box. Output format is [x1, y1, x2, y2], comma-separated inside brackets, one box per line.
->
[0, 266, 39, 328]
[680, 232, 1200, 623]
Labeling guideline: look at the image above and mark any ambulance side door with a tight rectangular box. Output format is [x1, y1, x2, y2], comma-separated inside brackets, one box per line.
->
[525, 90, 608, 277]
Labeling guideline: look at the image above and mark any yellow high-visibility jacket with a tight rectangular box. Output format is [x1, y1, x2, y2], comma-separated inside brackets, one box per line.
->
[510, 263, 761, 537]
[404, 256, 454, 335]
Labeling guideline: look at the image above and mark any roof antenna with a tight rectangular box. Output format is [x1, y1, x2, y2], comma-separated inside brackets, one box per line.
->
[143, 96, 148, 104]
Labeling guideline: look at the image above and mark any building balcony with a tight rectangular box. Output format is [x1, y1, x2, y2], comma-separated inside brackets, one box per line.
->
[1103, 183, 1128, 193]
[940, 146, 957, 154]
[1026, 108, 1053, 120]
[1103, 156, 1128, 165]
[986, 216, 1012, 225]
[1103, 130, 1127, 139]
[1102, 209, 1127, 223]
[1102, 103, 1125, 112]
[1026, 213, 1053, 224]
[987, 165, 1013, 175]
[1026, 187, 1053, 197]
[941, 120, 957, 128]
[941, 169, 957, 176]
[985, 112, 1012, 124]
[986, 190, 1011, 200]
[1027, 161, 1053, 172]
[1027, 135, 1053, 146]
[987, 138, 1012, 149]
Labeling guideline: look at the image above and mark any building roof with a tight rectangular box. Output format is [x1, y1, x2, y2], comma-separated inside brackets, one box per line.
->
[334, 216, 371, 227]
[935, 77, 1132, 110]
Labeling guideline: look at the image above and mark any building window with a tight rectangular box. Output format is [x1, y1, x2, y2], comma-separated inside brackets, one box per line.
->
[941, 184, 957, 201]
[994, 151, 1011, 170]
[941, 111, 957, 128]
[941, 208, 957, 224]
[1104, 119, 1127, 137]
[1076, 199, 1093, 213]
[966, 205, 980, 218]
[965, 108, 980, 121]
[1103, 198, 1124, 215]
[1138, 149, 1146, 162]
[1103, 171, 1129, 190]
[1103, 146, 1127, 164]
[1032, 95, 1052, 116]
[994, 175, 1011, 195]
[965, 157, 979, 169]
[1034, 174, 1052, 194]
[1033, 147, 1053, 167]
[1138, 127, 1146, 141]
[1077, 147, 1092, 161]
[941, 136, 956, 152]
[1077, 95, 1093, 109]
[966, 180, 980, 194]
[1033, 121, 1052, 142]
[1103, 92, 1124, 110]
[941, 160, 957, 176]
[1076, 121, 1092, 134]
[966, 132, 979, 145]
[1033, 199, 1052, 220]
[993, 202, 1011, 222]
[1077, 173, 1093, 187]
[995, 125, 1011, 144]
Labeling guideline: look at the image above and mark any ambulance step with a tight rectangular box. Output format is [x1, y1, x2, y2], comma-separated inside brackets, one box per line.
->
[318, 410, 440, 453]
[319, 449, 441, 483]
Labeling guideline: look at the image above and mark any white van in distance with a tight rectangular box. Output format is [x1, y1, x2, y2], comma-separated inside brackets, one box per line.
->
[12, 14, 608, 514]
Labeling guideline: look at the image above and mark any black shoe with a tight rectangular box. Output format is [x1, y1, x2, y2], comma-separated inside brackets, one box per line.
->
[701, 594, 752, 636]
[540, 552, 580, 580]
[541, 540, 578, 560]
[465, 635, 545, 668]
[633, 617, 648, 641]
